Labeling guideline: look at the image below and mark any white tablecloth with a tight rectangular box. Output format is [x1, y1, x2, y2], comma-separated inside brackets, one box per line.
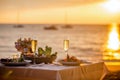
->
[0, 62, 108, 80]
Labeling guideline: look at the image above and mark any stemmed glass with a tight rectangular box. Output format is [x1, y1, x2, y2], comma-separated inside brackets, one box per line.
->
[31, 40, 37, 64]
[63, 40, 69, 58]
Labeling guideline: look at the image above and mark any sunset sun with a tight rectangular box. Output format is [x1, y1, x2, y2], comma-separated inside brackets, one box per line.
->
[101, 0, 120, 13]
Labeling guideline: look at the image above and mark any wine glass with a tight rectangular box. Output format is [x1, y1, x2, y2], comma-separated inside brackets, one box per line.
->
[63, 40, 69, 58]
[31, 40, 37, 64]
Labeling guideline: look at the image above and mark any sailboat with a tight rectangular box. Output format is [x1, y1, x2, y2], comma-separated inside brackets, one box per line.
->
[62, 8, 72, 29]
[14, 24, 24, 28]
[44, 25, 58, 30]
[14, 9, 24, 28]
[62, 24, 72, 29]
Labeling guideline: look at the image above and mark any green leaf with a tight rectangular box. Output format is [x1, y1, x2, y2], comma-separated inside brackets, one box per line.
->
[45, 46, 52, 56]
[38, 47, 44, 55]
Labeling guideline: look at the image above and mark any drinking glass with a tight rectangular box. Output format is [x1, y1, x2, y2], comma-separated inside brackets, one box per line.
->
[63, 40, 69, 57]
[31, 40, 37, 64]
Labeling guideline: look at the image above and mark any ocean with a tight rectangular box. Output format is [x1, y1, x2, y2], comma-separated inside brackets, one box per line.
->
[0, 24, 110, 61]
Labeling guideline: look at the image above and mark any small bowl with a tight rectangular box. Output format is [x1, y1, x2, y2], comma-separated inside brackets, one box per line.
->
[23, 55, 57, 64]
[33, 56, 57, 64]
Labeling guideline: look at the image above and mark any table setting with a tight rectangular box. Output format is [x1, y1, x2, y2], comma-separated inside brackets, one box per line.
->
[0, 38, 108, 80]
[0, 38, 84, 67]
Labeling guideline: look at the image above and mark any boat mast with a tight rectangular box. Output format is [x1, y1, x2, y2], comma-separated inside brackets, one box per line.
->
[64, 7, 72, 28]
[17, 9, 19, 26]
[65, 8, 67, 25]
[15, 5, 23, 28]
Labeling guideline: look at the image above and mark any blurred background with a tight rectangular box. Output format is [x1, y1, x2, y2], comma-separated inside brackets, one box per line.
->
[0, 0, 120, 65]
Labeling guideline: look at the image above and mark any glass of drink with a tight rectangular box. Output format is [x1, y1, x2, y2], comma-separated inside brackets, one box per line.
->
[31, 40, 37, 64]
[63, 40, 69, 57]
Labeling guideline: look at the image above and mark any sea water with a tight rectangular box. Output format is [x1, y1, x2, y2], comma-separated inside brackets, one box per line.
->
[0, 24, 109, 61]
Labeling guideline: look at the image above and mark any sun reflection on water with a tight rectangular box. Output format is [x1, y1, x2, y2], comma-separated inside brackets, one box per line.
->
[107, 23, 120, 51]
[103, 23, 120, 61]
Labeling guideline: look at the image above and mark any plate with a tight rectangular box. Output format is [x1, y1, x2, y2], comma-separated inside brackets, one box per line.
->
[59, 61, 81, 66]
[1, 62, 29, 66]
[0, 58, 12, 63]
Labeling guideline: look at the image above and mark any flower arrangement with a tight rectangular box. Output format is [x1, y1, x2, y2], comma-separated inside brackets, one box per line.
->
[15, 38, 32, 54]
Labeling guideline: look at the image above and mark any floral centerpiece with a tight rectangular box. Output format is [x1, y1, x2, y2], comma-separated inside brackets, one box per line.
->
[15, 38, 33, 55]
[15, 38, 34, 62]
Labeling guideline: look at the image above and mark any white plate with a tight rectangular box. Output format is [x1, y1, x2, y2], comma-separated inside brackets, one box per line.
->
[59, 61, 81, 66]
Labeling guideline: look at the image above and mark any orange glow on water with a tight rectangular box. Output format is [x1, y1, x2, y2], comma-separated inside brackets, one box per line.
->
[107, 23, 120, 51]
[103, 23, 120, 60]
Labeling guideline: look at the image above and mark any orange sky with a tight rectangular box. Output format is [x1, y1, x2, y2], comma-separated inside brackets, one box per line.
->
[0, 0, 120, 24]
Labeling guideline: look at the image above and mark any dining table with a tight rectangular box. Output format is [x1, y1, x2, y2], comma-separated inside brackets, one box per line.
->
[0, 61, 108, 80]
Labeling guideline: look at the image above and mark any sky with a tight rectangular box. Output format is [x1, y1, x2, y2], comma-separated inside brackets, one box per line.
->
[0, 0, 120, 24]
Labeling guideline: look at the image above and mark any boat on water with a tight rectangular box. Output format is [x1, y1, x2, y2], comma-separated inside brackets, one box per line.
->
[13, 9, 24, 28]
[14, 24, 24, 28]
[44, 25, 58, 30]
[62, 24, 72, 29]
